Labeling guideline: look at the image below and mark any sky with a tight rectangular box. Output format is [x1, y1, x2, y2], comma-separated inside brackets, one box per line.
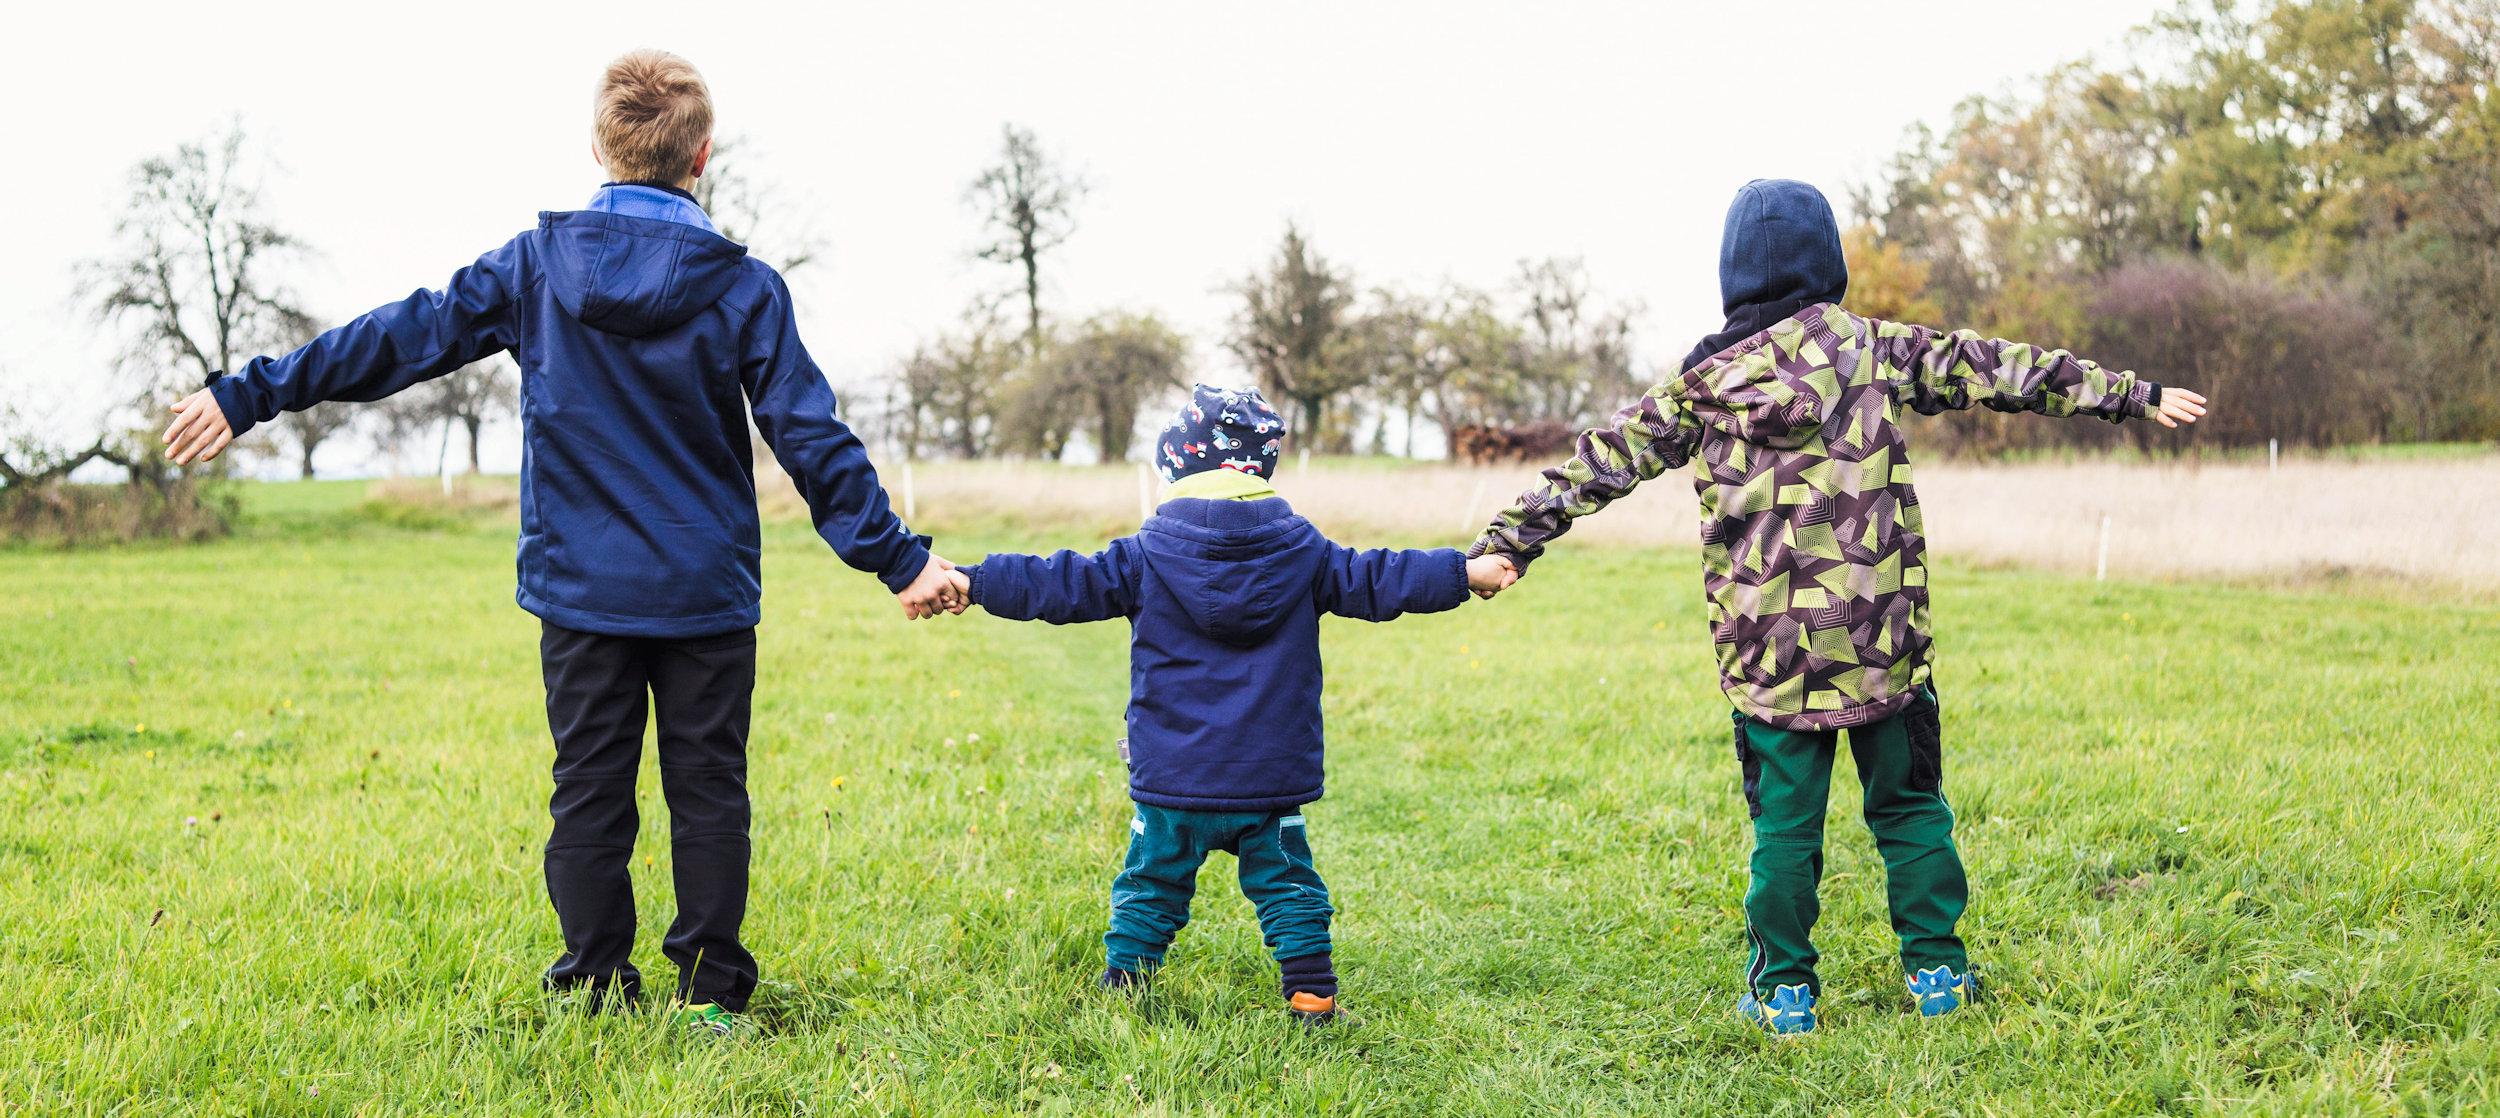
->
[3, 0, 2173, 475]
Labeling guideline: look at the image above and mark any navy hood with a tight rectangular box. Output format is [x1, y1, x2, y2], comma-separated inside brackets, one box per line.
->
[1139, 497, 1325, 645]
[1681, 179, 1850, 371]
[540, 211, 750, 338]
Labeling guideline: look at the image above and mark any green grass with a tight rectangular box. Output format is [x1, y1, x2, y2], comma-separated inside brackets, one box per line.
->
[4, 480, 2497, 1115]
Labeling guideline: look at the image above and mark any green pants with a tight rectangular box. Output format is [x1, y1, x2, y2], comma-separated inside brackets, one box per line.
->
[1104, 804, 1332, 972]
[1734, 687, 1968, 996]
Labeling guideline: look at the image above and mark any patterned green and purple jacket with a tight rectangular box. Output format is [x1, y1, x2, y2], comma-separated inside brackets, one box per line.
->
[1469, 304, 2158, 731]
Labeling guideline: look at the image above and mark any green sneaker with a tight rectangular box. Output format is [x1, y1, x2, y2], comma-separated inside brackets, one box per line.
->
[671, 1002, 741, 1037]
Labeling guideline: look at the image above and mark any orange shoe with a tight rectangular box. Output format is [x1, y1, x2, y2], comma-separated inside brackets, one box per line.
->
[1287, 990, 1338, 1024]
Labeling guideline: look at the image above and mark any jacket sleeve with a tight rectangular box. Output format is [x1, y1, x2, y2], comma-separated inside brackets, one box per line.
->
[1314, 544, 1469, 621]
[963, 538, 1140, 624]
[1467, 382, 1704, 576]
[741, 271, 932, 594]
[206, 236, 525, 436]
[1868, 319, 2158, 422]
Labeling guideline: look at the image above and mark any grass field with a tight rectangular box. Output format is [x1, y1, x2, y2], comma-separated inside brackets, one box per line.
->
[4, 479, 2498, 1115]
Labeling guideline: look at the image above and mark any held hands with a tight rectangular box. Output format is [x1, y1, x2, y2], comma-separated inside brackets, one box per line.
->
[162, 389, 235, 465]
[2153, 387, 2209, 429]
[1466, 554, 1519, 600]
[896, 555, 972, 620]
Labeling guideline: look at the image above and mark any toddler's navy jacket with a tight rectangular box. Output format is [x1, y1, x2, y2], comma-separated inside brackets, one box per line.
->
[964, 497, 1467, 811]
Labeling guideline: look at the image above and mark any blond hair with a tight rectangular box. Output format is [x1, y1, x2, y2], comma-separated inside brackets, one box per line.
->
[593, 50, 713, 184]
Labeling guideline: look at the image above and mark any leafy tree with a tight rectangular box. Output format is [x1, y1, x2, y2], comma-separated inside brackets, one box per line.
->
[1338, 289, 1450, 458]
[1045, 313, 1190, 462]
[1841, 225, 1945, 324]
[1855, 0, 2500, 448]
[1227, 224, 1364, 451]
[890, 315, 1015, 459]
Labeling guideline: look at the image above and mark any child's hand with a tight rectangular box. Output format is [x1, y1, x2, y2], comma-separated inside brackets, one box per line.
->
[1466, 554, 1519, 600]
[162, 389, 234, 465]
[2153, 387, 2208, 429]
[897, 555, 968, 620]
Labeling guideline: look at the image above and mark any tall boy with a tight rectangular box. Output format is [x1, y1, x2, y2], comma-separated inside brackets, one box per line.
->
[942, 386, 1513, 1021]
[1467, 179, 2207, 1033]
[160, 50, 961, 1029]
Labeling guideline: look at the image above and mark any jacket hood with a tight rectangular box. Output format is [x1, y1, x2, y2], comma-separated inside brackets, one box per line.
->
[539, 210, 749, 338]
[1682, 179, 1850, 372]
[1138, 497, 1325, 646]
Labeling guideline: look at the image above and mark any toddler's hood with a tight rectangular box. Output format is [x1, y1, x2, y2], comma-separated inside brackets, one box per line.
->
[1138, 497, 1324, 646]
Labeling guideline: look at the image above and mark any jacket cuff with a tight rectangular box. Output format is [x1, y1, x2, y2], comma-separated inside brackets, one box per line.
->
[876, 535, 935, 595]
[206, 373, 261, 438]
[961, 562, 987, 605]
[2122, 378, 2159, 420]
[1434, 548, 1470, 609]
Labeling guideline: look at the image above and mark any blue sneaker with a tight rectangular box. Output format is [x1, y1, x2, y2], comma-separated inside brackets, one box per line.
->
[1736, 983, 1816, 1034]
[1907, 965, 1976, 1017]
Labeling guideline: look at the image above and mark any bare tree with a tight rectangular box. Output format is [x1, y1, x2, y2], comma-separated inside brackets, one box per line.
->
[84, 122, 345, 477]
[0, 404, 134, 494]
[379, 359, 518, 475]
[691, 133, 828, 276]
[1227, 224, 1365, 451]
[966, 124, 1088, 363]
[1511, 258, 1641, 429]
[267, 377, 355, 479]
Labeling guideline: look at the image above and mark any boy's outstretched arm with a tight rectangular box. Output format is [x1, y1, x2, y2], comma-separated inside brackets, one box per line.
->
[1870, 320, 2207, 425]
[1315, 543, 1470, 621]
[962, 540, 1142, 624]
[741, 272, 949, 611]
[165, 239, 525, 464]
[1466, 383, 1704, 577]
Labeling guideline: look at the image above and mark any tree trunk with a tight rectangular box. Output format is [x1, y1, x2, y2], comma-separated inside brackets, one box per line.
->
[1022, 246, 1044, 363]
[299, 442, 318, 480]
[464, 416, 485, 474]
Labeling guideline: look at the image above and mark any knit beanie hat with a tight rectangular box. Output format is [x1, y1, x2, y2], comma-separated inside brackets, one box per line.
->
[1156, 384, 1287, 483]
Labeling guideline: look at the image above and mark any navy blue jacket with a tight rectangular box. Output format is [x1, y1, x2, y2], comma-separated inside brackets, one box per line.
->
[963, 497, 1467, 811]
[208, 210, 927, 638]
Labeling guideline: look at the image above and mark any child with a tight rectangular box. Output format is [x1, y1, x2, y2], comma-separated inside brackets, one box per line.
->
[159, 50, 963, 1032]
[944, 385, 1512, 1022]
[1467, 179, 2207, 1034]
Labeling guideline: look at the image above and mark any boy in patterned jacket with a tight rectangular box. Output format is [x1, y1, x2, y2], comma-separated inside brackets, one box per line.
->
[1467, 180, 2208, 1033]
[941, 385, 1514, 1022]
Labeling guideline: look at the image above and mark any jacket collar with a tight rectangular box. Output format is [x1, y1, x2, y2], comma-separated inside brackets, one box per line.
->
[1166, 469, 1278, 502]
[586, 182, 718, 234]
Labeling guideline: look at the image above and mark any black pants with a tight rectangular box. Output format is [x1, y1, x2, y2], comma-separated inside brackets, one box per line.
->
[539, 620, 758, 1010]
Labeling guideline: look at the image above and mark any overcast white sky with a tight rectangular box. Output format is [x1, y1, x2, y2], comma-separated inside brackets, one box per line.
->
[4, 0, 2170, 474]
